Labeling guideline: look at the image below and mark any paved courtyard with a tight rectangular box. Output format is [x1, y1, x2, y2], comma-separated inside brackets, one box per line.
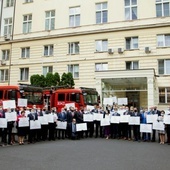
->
[0, 138, 170, 170]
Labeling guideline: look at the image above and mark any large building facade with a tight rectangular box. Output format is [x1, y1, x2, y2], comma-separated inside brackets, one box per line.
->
[0, 0, 170, 109]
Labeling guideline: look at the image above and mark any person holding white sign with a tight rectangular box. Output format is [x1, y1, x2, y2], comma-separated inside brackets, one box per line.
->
[0, 106, 7, 146]
[5, 108, 16, 145]
[110, 107, 120, 139]
[27, 109, 38, 144]
[122, 106, 132, 141]
[67, 118, 78, 140]
[158, 111, 166, 144]
[166, 106, 170, 145]
[150, 106, 161, 142]
[17, 110, 27, 145]
[48, 108, 58, 141]
[131, 107, 141, 142]
[57, 108, 67, 139]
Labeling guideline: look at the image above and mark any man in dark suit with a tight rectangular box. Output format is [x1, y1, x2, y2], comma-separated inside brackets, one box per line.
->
[131, 107, 141, 141]
[67, 118, 77, 140]
[110, 107, 120, 139]
[57, 108, 67, 139]
[123, 106, 132, 140]
[27, 109, 38, 144]
[66, 106, 75, 138]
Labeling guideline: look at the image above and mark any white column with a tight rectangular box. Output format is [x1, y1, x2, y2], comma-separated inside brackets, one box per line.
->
[95, 78, 102, 106]
[147, 77, 155, 108]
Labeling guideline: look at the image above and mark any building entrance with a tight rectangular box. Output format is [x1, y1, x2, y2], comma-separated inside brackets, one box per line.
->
[126, 92, 140, 109]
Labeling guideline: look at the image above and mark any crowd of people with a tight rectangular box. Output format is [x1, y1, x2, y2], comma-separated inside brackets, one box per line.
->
[0, 104, 170, 147]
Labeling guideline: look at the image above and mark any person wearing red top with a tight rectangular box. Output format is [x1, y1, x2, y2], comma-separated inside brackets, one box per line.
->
[17, 111, 27, 145]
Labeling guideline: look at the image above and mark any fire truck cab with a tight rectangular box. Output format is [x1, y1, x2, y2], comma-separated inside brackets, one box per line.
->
[43, 87, 99, 112]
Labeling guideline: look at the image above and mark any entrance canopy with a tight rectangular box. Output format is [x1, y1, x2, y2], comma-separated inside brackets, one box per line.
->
[102, 77, 147, 92]
[95, 69, 157, 108]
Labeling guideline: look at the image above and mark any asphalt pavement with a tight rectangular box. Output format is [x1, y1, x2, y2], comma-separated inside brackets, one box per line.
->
[0, 138, 170, 170]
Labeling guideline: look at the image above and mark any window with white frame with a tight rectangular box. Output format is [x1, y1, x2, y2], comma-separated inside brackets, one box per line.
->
[68, 64, 79, 78]
[159, 87, 170, 103]
[23, 14, 32, 33]
[4, 18, 12, 35]
[125, 0, 137, 20]
[96, 2, 108, 24]
[158, 59, 170, 74]
[156, 0, 170, 17]
[126, 37, 138, 50]
[43, 66, 53, 76]
[20, 68, 29, 81]
[45, 10, 55, 30]
[157, 34, 170, 47]
[6, 0, 14, 7]
[44, 45, 53, 56]
[95, 63, 108, 71]
[69, 7, 80, 27]
[0, 69, 9, 82]
[24, 0, 33, 3]
[126, 61, 139, 70]
[68, 42, 79, 54]
[21, 47, 30, 58]
[95, 40, 108, 52]
[2, 50, 10, 60]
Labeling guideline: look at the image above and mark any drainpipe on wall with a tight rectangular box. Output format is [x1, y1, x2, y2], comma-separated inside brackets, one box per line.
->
[8, 0, 16, 85]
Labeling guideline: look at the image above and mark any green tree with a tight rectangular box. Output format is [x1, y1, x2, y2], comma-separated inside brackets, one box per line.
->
[30, 74, 41, 86]
[45, 72, 55, 87]
[60, 72, 67, 86]
[53, 72, 60, 86]
[67, 72, 75, 87]
[30, 72, 74, 88]
[60, 72, 75, 87]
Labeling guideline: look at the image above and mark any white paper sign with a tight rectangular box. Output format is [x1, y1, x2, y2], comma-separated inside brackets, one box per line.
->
[93, 113, 103, 121]
[56, 121, 67, 130]
[118, 110, 126, 116]
[0, 118, 7, 128]
[65, 103, 75, 109]
[120, 115, 130, 123]
[18, 98, 28, 107]
[111, 116, 120, 124]
[86, 105, 94, 111]
[112, 96, 117, 104]
[165, 111, 170, 115]
[5, 112, 17, 122]
[3, 100, 16, 109]
[146, 115, 158, 123]
[129, 117, 140, 125]
[100, 118, 110, 126]
[38, 116, 48, 125]
[164, 115, 170, 124]
[103, 98, 113, 105]
[18, 117, 29, 127]
[153, 122, 165, 131]
[76, 123, 87, 131]
[118, 98, 128, 105]
[140, 124, 152, 133]
[83, 114, 94, 122]
[30, 120, 41, 129]
[45, 114, 54, 123]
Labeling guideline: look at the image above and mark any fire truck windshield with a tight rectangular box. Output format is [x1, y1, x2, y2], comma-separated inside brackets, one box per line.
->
[83, 91, 98, 105]
[22, 92, 43, 104]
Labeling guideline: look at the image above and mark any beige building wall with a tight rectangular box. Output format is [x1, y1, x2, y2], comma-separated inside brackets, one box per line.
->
[0, 0, 170, 110]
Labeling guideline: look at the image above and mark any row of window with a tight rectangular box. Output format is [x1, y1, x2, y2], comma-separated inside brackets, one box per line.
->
[0, 59, 170, 84]
[3, 0, 170, 35]
[5, 0, 32, 7]
[1, 34, 170, 60]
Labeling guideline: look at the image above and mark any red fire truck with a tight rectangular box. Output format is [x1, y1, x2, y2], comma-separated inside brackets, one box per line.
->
[0, 84, 44, 109]
[43, 87, 99, 112]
